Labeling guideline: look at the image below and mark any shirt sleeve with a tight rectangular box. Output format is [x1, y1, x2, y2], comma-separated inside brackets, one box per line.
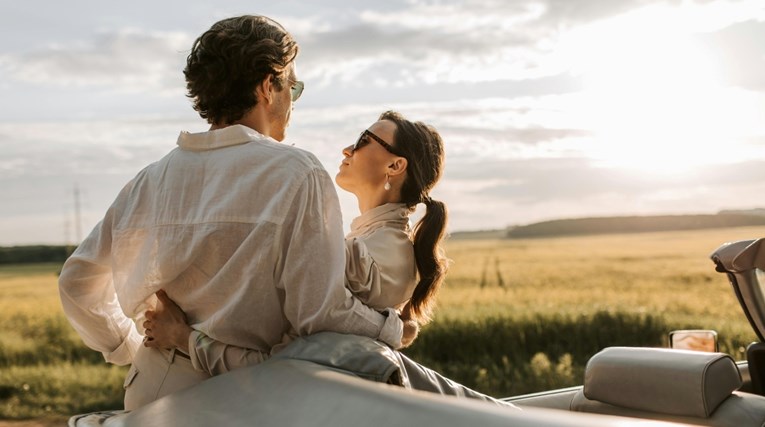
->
[275, 166, 403, 348]
[344, 237, 384, 305]
[187, 330, 269, 376]
[58, 204, 142, 366]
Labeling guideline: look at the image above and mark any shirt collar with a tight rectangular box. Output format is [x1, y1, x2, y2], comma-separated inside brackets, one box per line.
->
[348, 203, 410, 238]
[177, 124, 273, 152]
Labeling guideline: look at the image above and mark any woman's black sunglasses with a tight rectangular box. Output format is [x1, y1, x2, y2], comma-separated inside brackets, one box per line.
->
[352, 130, 405, 157]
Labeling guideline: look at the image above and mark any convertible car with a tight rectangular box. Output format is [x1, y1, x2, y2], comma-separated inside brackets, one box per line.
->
[70, 238, 765, 427]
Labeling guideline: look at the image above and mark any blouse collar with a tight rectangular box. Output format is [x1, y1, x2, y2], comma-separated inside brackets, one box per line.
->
[347, 203, 410, 239]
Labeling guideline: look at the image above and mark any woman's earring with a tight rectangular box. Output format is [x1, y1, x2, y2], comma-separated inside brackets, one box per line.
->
[384, 175, 391, 191]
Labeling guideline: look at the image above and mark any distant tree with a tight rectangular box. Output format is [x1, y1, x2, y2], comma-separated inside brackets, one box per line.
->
[507, 214, 765, 239]
[0, 245, 73, 264]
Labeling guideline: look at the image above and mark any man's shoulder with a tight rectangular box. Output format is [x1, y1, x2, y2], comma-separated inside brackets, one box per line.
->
[246, 137, 326, 172]
[275, 143, 325, 170]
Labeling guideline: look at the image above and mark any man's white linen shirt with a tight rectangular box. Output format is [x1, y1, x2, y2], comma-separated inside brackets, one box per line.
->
[58, 125, 403, 366]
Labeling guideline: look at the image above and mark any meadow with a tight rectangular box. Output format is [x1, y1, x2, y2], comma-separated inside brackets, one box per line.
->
[1, 225, 764, 420]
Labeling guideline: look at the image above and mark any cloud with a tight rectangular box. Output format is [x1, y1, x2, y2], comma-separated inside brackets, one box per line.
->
[446, 157, 631, 203]
[290, 1, 565, 87]
[296, 24, 542, 87]
[697, 19, 765, 91]
[444, 154, 765, 204]
[0, 29, 191, 95]
[360, 0, 653, 33]
[534, 0, 652, 25]
[289, 0, 765, 93]
[0, 119, 193, 178]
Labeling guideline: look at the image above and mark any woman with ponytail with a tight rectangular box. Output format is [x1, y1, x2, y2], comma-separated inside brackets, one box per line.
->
[335, 112, 515, 408]
[335, 110, 448, 329]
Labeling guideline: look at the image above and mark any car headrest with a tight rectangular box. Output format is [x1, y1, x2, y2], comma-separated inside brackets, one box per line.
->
[583, 347, 742, 418]
[710, 238, 765, 273]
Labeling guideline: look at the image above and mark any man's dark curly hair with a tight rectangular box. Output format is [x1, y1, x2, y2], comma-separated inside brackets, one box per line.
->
[184, 15, 299, 125]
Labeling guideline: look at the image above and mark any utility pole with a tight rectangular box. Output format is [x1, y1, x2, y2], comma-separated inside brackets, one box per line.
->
[74, 184, 82, 244]
[63, 207, 71, 246]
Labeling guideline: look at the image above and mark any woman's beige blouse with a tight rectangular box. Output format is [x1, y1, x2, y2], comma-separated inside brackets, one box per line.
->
[344, 202, 418, 311]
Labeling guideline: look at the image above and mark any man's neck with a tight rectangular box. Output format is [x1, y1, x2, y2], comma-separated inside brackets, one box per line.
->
[209, 110, 269, 136]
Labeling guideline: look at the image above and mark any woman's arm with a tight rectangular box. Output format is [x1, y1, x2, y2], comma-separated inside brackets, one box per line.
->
[143, 290, 268, 376]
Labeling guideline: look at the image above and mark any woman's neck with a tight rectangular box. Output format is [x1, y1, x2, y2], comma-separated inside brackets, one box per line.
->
[356, 190, 400, 214]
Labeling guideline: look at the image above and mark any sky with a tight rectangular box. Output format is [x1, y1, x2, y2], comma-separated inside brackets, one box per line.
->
[1, 0, 764, 245]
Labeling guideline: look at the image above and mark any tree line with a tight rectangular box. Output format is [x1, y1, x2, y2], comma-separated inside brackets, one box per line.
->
[0, 245, 74, 265]
[507, 213, 765, 239]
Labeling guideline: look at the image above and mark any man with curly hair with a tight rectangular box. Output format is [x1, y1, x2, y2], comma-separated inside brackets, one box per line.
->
[59, 15, 407, 409]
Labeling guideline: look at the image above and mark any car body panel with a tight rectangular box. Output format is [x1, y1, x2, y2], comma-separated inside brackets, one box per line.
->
[71, 358, 695, 427]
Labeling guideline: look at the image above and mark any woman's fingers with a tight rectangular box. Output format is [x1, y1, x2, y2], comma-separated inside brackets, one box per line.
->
[155, 290, 187, 322]
[156, 289, 176, 308]
[139, 289, 190, 350]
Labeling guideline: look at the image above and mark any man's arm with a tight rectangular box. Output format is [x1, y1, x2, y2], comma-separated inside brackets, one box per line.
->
[58, 206, 141, 366]
[276, 166, 404, 347]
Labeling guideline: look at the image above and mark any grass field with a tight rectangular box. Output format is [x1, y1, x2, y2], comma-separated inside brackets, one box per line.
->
[1, 225, 764, 420]
[439, 227, 760, 331]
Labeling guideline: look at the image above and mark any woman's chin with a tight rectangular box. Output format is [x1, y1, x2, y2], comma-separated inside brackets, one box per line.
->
[335, 174, 349, 191]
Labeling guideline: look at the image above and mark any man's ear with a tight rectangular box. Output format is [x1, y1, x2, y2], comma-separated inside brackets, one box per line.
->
[255, 75, 274, 105]
[388, 157, 408, 178]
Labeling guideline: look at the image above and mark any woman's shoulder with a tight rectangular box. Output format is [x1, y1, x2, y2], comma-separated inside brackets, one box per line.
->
[347, 226, 414, 271]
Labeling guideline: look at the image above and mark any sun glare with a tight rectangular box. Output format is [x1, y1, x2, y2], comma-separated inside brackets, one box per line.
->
[565, 5, 729, 174]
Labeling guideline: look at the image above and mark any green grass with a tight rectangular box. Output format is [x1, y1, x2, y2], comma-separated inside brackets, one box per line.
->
[437, 227, 761, 329]
[403, 310, 755, 396]
[0, 363, 125, 419]
[1, 226, 764, 417]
